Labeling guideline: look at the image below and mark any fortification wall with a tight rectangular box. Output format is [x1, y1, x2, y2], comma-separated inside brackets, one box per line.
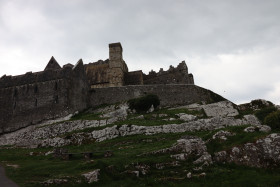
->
[124, 71, 143, 85]
[0, 78, 70, 134]
[0, 60, 89, 134]
[89, 84, 225, 107]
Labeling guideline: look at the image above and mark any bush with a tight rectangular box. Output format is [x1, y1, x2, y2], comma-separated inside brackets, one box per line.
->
[264, 110, 280, 130]
[255, 106, 277, 123]
[128, 94, 160, 113]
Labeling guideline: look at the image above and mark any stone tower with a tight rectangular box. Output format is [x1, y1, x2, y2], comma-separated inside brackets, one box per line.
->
[108, 43, 128, 87]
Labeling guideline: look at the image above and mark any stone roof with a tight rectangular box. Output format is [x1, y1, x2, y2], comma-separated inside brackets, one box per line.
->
[44, 56, 61, 71]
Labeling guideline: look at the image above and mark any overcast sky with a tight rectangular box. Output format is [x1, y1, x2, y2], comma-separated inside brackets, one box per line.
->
[0, 0, 279, 105]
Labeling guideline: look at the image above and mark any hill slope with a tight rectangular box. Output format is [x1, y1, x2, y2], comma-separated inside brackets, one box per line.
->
[0, 100, 280, 186]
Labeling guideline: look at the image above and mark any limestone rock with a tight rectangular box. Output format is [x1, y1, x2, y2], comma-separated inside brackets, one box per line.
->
[214, 133, 280, 168]
[133, 115, 144, 120]
[212, 130, 235, 140]
[244, 126, 256, 133]
[179, 114, 197, 122]
[148, 136, 207, 161]
[82, 169, 100, 183]
[244, 125, 271, 133]
[259, 125, 271, 132]
[158, 114, 168, 117]
[173, 136, 207, 155]
[213, 151, 227, 163]
[202, 101, 239, 117]
[193, 152, 212, 165]
[238, 99, 274, 111]
[147, 105, 155, 113]
[196, 172, 206, 177]
[41, 179, 68, 185]
[102, 107, 128, 120]
[41, 137, 70, 147]
[124, 170, 140, 177]
[134, 163, 150, 175]
[243, 115, 261, 126]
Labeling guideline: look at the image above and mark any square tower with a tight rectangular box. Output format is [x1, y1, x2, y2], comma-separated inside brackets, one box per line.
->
[108, 42, 128, 87]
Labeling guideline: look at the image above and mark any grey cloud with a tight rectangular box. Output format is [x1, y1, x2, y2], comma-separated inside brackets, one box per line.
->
[0, 0, 280, 104]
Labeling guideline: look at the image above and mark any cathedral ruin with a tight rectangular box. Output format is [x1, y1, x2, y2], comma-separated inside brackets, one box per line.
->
[0, 42, 223, 134]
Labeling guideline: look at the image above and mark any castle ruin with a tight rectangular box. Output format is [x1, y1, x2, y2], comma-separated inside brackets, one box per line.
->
[0, 43, 223, 134]
[84, 42, 194, 88]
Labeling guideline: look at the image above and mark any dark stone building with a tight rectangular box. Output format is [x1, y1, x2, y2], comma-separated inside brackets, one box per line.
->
[0, 42, 223, 134]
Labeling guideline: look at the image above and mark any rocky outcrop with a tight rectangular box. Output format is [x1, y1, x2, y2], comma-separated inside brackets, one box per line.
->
[142, 136, 211, 164]
[150, 136, 207, 157]
[170, 136, 208, 161]
[41, 179, 68, 185]
[238, 99, 274, 111]
[202, 101, 239, 117]
[82, 169, 100, 183]
[244, 125, 271, 133]
[89, 115, 260, 143]
[0, 114, 262, 148]
[173, 101, 239, 118]
[0, 118, 119, 147]
[214, 133, 280, 168]
[176, 113, 197, 122]
[212, 130, 235, 140]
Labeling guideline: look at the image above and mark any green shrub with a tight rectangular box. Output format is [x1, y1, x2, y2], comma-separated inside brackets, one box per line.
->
[255, 106, 277, 123]
[128, 94, 160, 113]
[264, 110, 280, 130]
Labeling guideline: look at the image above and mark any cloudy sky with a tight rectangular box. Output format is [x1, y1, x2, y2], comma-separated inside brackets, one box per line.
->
[0, 0, 279, 105]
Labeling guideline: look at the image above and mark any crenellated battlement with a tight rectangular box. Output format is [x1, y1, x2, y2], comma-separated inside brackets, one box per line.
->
[143, 61, 194, 85]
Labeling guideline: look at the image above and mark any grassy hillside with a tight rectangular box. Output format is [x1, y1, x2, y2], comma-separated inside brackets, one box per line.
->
[1, 104, 280, 187]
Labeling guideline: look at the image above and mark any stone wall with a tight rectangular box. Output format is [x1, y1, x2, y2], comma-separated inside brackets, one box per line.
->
[124, 71, 143, 85]
[0, 58, 89, 134]
[84, 59, 110, 88]
[143, 61, 194, 85]
[90, 84, 225, 107]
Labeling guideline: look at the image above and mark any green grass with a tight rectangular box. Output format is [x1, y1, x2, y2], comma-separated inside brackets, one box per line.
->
[1, 124, 279, 187]
[206, 125, 268, 154]
[1, 104, 280, 187]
